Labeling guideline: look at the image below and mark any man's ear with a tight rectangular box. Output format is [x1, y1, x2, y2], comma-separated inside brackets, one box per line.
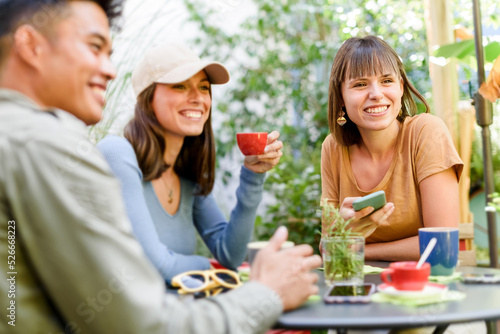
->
[12, 25, 47, 70]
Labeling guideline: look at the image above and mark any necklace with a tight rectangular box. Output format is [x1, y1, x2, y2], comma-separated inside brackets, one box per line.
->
[161, 173, 174, 204]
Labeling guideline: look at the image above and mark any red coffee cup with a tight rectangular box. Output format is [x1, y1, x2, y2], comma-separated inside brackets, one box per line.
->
[236, 132, 268, 156]
[380, 261, 430, 291]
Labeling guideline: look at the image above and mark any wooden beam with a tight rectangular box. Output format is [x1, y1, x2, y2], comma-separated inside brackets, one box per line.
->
[424, 0, 473, 230]
[423, 0, 460, 148]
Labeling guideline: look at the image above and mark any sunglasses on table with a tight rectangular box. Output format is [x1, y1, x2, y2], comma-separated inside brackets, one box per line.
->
[171, 269, 242, 298]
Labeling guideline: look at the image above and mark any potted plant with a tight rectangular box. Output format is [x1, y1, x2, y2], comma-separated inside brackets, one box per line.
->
[320, 198, 365, 285]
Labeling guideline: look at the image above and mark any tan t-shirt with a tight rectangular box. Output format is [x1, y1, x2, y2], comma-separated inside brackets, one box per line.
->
[321, 113, 463, 243]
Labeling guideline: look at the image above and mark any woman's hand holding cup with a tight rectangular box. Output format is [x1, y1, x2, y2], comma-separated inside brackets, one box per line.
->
[241, 130, 283, 174]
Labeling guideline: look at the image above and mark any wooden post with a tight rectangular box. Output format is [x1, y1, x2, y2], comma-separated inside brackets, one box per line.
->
[423, 0, 460, 148]
[424, 0, 476, 264]
[457, 101, 475, 230]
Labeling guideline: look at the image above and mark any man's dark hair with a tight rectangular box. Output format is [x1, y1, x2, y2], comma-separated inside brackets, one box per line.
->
[0, 0, 123, 38]
[0, 0, 123, 66]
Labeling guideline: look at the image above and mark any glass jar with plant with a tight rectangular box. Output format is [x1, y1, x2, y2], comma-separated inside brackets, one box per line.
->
[320, 198, 365, 285]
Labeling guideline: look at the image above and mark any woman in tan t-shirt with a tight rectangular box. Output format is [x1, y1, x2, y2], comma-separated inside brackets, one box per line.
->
[321, 36, 463, 261]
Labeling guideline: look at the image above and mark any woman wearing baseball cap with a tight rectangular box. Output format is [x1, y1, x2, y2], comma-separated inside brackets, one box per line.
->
[98, 43, 283, 283]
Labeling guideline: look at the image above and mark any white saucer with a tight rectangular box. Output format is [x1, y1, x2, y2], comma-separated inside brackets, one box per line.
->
[377, 283, 448, 299]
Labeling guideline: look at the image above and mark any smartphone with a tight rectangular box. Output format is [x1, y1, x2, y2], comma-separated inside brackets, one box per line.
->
[352, 190, 386, 212]
[463, 273, 500, 284]
[323, 283, 375, 303]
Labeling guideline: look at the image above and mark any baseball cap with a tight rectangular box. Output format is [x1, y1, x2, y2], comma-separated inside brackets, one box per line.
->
[131, 43, 230, 97]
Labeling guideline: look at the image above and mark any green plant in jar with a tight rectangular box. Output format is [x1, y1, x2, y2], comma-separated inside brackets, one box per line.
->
[320, 198, 365, 285]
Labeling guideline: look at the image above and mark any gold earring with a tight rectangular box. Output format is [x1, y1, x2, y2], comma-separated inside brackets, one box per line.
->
[337, 110, 346, 126]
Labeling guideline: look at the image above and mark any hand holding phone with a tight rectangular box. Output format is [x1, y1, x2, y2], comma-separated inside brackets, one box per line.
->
[352, 190, 386, 212]
[323, 283, 375, 303]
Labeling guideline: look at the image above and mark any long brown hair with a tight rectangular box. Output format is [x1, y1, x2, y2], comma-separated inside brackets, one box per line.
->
[327, 36, 430, 147]
[124, 83, 216, 196]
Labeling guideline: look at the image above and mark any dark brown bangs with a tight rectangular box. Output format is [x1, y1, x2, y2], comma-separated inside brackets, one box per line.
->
[344, 44, 400, 81]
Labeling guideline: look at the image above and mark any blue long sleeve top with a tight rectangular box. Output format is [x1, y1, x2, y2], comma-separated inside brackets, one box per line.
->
[97, 135, 265, 282]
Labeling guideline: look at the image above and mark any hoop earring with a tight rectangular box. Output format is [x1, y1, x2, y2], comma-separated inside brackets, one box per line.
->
[337, 110, 346, 126]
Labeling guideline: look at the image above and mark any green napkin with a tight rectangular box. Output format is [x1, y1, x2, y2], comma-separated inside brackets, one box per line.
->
[238, 268, 250, 283]
[371, 290, 465, 306]
[428, 272, 463, 284]
[307, 294, 321, 303]
[364, 265, 385, 274]
[318, 265, 383, 273]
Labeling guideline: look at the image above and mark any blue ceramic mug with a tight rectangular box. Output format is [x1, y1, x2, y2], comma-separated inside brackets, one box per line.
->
[418, 227, 459, 276]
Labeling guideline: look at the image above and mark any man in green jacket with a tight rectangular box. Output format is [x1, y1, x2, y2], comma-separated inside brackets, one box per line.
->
[0, 1, 321, 333]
